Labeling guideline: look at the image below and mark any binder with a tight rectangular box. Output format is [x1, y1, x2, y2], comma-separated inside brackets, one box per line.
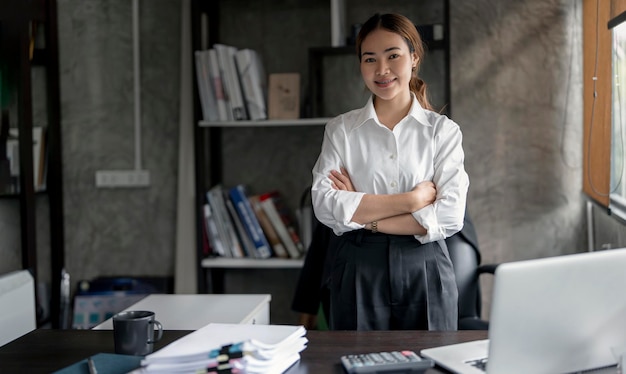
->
[228, 184, 272, 259]
[260, 191, 305, 258]
[214, 44, 248, 120]
[206, 185, 244, 258]
[235, 48, 267, 121]
[250, 195, 288, 258]
[207, 48, 231, 121]
[194, 50, 219, 122]
[260, 197, 300, 259]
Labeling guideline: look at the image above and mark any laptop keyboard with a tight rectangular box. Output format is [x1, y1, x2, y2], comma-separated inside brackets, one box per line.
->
[466, 357, 488, 371]
[464, 358, 620, 373]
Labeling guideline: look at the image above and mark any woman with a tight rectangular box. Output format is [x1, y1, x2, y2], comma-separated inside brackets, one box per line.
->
[311, 13, 469, 331]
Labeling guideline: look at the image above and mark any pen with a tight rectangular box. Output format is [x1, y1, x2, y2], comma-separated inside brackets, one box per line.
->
[87, 357, 98, 374]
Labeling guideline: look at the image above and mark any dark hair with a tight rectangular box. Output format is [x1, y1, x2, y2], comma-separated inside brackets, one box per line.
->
[356, 13, 433, 111]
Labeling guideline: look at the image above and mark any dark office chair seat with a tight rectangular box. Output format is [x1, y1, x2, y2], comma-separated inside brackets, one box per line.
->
[445, 215, 497, 330]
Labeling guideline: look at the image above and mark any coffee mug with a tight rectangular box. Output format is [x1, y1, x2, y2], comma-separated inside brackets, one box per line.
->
[113, 310, 163, 355]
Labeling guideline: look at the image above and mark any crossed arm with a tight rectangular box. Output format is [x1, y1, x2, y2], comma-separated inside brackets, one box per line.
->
[328, 167, 436, 236]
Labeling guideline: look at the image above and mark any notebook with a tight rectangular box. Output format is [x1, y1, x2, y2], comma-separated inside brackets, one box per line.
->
[421, 248, 626, 374]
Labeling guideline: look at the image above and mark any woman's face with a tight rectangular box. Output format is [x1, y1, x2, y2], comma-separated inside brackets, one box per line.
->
[359, 28, 417, 102]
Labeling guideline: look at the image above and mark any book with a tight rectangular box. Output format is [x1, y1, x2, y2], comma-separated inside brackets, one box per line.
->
[268, 73, 300, 119]
[207, 185, 244, 258]
[205, 191, 232, 257]
[228, 184, 272, 259]
[194, 50, 219, 122]
[260, 191, 305, 258]
[203, 203, 226, 257]
[138, 323, 307, 374]
[249, 195, 288, 258]
[207, 48, 231, 121]
[235, 49, 267, 121]
[225, 198, 255, 258]
[259, 197, 300, 259]
[214, 44, 248, 120]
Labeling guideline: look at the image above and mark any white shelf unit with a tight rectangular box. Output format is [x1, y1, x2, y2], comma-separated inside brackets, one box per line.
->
[201, 257, 304, 269]
[196, 116, 326, 274]
[199, 118, 331, 128]
[197, 118, 322, 291]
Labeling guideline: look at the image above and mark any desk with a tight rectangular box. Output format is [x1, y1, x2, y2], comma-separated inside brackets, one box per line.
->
[0, 329, 487, 373]
[93, 294, 271, 330]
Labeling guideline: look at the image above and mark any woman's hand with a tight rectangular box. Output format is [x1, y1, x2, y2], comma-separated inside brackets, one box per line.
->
[329, 167, 355, 192]
[409, 181, 437, 211]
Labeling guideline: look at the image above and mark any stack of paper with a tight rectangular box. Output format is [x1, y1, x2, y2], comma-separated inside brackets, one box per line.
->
[134, 323, 307, 374]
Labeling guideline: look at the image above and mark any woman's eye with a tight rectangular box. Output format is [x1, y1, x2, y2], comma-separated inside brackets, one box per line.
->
[389, 54, 399, 60]
[363, 57, 375, 63]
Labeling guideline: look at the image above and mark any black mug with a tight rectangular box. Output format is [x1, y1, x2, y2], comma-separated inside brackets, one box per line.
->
[113, 310, 163, 356]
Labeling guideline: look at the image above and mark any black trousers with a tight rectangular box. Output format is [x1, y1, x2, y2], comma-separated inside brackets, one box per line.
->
[327, 230, 458, 331]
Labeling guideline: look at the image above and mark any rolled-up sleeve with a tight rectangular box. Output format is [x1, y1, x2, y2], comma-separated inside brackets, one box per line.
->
[411, 120, 469, 243]
[311, 120, 366, 235]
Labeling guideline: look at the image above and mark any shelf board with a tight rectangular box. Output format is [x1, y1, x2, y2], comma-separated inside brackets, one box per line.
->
[198, 118, 332, 128]
[201, 257, 304, 269]
[0, 190, 48, 199]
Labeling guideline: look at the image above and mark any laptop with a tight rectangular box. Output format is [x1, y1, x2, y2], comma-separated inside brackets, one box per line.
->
[421, 248, 626, 374]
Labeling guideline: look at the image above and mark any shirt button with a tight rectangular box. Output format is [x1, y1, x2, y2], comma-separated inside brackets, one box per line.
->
[389, 154, 395, 160]
[390, 181, 397, 188]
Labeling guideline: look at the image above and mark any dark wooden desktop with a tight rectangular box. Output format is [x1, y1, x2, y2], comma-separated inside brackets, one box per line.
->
[0, 328, 487, 373]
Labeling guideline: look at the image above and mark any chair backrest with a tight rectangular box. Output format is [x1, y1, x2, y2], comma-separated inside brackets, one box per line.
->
[445, 212, 489, 330]
[446, 233, 481, 320]
[0, 270, 36, 346]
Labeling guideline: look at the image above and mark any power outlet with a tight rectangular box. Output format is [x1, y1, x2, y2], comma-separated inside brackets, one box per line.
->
[95, 170, 150, 188]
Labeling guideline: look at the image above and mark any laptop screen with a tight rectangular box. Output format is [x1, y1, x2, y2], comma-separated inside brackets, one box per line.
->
[487, 248, 626, 373]
[422, 248, 626, 374]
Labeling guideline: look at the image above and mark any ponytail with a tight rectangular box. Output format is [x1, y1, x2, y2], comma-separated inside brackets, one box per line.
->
[410, 77, 433, 111]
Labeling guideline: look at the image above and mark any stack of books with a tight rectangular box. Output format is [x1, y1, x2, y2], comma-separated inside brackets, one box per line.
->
[194, 44, 268, 122]
[134, 323, 307, 374]
[202, 184, 306, 260]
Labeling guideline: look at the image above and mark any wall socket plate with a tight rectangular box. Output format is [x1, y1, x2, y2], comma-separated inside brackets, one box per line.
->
[95, 170, 150, 188]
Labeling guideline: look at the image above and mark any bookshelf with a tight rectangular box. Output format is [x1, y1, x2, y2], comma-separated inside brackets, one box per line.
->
[196, 118, 325, 294]
[190, 0, 451, 296]
[0, 0, 65, 327]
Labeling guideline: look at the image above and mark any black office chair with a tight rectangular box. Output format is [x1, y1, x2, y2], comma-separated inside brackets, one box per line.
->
[445, 215, 497, 330]
[292, 208, 496, 331]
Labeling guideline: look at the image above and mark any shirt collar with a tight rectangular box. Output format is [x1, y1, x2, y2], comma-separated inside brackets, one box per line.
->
[351, 94, 432, 130]
[407, 94, 432, 127]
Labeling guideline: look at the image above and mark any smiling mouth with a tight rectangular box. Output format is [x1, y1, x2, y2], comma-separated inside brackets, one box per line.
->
[375, 78, 396, 86]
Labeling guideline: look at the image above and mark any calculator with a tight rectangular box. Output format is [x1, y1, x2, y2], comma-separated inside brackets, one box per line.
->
[341, 350, 435, 373]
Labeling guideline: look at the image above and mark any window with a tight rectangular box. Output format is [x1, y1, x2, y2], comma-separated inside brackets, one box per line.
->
[611, 21, 626, 220]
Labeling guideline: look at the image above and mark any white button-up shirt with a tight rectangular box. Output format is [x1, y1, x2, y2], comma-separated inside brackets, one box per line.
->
[311, 95, 469, 243]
